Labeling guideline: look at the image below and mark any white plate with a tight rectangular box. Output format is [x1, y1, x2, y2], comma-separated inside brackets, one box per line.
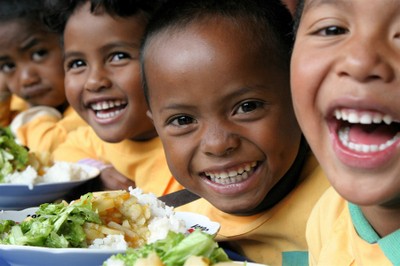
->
[0, 165, 99, 210]
[0, 209, 221, 266]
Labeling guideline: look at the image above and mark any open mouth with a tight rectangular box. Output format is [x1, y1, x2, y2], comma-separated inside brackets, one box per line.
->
[334, 109, 400, 153]
[203, 162, 257, 185]
[90, 100, 127, 119]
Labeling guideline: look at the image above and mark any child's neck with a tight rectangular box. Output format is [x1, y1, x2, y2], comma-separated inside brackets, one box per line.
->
[361, 204, 400, 237]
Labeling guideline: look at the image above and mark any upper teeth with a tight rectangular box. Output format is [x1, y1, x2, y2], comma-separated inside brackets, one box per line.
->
[205, 162, 256, 185]
[334, 110, 393, 125]
[91, 100, 126, 111]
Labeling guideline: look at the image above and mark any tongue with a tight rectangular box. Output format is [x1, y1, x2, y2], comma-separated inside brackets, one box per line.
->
[348, 124, 396, 145]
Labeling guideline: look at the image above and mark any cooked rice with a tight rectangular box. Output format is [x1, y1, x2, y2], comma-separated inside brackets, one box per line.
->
[3, 161, 90, 189]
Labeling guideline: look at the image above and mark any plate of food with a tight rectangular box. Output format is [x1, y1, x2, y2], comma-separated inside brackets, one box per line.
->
[0, 188, 222, 266]
[0, 127, 100, 210]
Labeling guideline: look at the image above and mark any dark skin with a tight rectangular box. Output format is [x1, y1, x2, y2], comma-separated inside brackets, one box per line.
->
[99, 166, 136, 191]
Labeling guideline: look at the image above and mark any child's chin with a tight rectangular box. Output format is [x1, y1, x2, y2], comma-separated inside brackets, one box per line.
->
[212, 198, 259, 215]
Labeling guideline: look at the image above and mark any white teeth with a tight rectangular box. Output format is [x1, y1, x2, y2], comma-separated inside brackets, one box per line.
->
[373, 113, 383, 123]
[347, 112, 359, 123]
[95, 109, 122, 119]
[383, 115, 392, 125]
[205, 162, 257, 185]
[359, 114, 372, 124]
[338, 127, 400, 153]
[90, 100, 126, 111]
[335, 109, 394, 125]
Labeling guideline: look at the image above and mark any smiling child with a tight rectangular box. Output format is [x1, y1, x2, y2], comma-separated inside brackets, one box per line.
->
[46, 0, 183, 194]
[140, 0, 330, 265]
[291, 0, 400, 264]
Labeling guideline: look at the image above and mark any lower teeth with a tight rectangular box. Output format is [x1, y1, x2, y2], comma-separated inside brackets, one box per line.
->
[338, 127, 400, 153]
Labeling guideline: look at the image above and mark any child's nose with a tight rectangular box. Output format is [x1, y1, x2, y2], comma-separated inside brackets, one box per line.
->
[84, 66, 112, 92]
[335, 36, 394, 83]
[200, 122, 240, 157]
[20, 65, 40, 87]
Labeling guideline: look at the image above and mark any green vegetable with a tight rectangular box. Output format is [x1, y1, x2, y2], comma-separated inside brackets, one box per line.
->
[0, 193, 102, 248]
[0, 126, 29, 182]
[105, 230, 230, 266]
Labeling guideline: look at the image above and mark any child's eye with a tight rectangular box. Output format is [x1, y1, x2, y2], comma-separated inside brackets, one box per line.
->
[32, 49, 48, 61]
[66, 59, 86, 70]
[169, 115, 197, 126]
[316, 25, 348, 36]
[236, 101, 264, 114]
[0, 62, 15, 74]
[110, 52, 131, 62]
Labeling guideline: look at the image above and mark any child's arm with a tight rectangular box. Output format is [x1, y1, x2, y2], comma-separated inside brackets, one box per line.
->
[9, 106, 86, 153]
[98, 166, 136, 191]
[53, 127, 136, 191]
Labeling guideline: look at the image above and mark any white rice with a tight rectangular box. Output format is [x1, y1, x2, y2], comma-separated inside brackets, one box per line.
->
[89, 187, 186, 250]
[129, 187, 186, 243]
[88, 235, 128, 250]
[3, 162, 90, 189]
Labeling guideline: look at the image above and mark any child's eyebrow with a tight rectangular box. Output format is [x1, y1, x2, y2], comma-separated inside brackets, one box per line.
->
[99, 41, 140, 53]
[0, 56, 10, 62]
[304, 0, 351, 13]
[19, 36, 40, 52]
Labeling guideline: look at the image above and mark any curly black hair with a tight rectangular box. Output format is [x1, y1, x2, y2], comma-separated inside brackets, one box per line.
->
[0, 0, 47, 26]
[43, 0, 165, 34]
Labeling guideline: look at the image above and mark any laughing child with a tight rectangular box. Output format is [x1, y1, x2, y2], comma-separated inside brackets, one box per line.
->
[140, 0, 330, 265]
[0, 0, 86, 152]
[291, 0, 400, 265]
[45, 0, 183, 193]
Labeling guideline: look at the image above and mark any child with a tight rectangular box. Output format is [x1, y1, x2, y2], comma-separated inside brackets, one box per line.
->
[0, 0, 86, 152]
[291, 0, 400, 265]
[140, 0, 330, 265]
[46, 0, 183, 194]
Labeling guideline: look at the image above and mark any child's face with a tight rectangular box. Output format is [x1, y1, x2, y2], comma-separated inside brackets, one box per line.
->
[291, 0, 400, 206]
[63, 3, 156, 142]
[0, 19, 66, 107]
[145, 18, 301, 214]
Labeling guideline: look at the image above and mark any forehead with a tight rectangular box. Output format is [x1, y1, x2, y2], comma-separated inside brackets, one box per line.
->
[65, 3, 146, 42]
[145, 16, 267, 68]
[303, 0, 350, 9]
[0, 19, 51, 55]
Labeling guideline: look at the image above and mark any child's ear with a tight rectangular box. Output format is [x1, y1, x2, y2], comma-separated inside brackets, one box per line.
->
[146, 110, 154, 123]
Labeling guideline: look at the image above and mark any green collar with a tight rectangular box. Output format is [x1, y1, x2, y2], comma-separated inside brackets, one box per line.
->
[349, 202, 400, 265]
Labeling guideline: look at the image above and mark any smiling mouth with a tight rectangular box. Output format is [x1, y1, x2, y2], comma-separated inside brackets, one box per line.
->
[334, 109, 400, 153]
[203, 162, 257, 185]
[90, 100, 127, 119]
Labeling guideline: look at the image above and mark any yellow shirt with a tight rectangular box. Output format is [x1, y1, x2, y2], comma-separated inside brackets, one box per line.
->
[53, 126, 183, 196]
[306, 187, 399, 266]
[177, 154, 330, 266]
[0, 95, 28, 126]
[10, 106, 86, 153]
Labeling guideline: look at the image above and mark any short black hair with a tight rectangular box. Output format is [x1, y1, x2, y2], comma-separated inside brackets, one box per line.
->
[140, 0, 294, 105]
[0, 0, 46, 27]
[44, 0, 165, 35]
[293, 0, 305, 35]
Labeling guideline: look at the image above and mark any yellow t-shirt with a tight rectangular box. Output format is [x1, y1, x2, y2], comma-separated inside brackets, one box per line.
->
[11, 106, 87, 153]
[306, 187, 399, 266]
[0, 95, 28, 126]
[177, 154, 330, 266]
[53, 126, 183, 196]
